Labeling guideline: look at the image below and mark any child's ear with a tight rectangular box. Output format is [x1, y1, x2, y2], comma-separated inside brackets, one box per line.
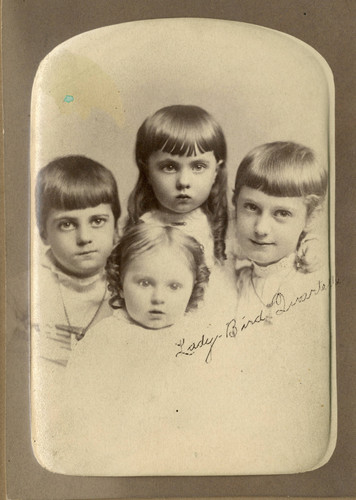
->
[214, 160, 223, 180]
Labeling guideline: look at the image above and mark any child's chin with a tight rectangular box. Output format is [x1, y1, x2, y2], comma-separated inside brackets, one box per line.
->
[74, 267, 102, 278]
[137, 319, 174, 330]
[253, 256, 286, 267]
[58, 262, 102, 279]
[248, 250, 277, 267]
[148, 325, 171, 330]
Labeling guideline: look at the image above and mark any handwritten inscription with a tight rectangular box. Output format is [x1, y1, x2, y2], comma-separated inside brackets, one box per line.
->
[273, 277, 336, 315]
[175, 334, 222, 363]
[175, 276, 339, 364]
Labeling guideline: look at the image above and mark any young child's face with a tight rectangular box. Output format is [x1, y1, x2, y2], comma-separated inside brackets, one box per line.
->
[235, 187, 308, 266]
[121, 246, 194, 329]
[43, 203, 117, 278]
[147, 150, 220, 214]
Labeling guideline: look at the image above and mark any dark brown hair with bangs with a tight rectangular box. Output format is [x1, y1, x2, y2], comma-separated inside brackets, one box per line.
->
[126, 105, 228, 261]
[35, 155, 121, 239]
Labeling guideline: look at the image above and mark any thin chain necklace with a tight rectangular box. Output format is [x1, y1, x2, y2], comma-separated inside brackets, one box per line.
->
[250, 262, 296, 320]
[249, 275, 275, 326]
[250, 275, 274, 309]
[56, 282, 107, 341]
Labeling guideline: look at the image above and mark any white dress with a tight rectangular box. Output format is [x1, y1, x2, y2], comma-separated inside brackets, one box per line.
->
[45, 267, 333, 476]
[30, 249, 112, 467]
[47, 308, 231, 475]
[234, 252, 331, 329]
[140, 208, 215, 269]
[31, 249, 110, 368]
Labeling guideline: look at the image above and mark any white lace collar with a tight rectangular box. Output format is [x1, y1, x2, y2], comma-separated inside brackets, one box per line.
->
[41, 249, 105, 290]
[252, 253, 297, 279]
[141, 208, 207, 226]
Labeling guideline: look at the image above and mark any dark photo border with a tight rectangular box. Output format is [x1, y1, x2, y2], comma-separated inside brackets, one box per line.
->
[2, 1, 356, 498]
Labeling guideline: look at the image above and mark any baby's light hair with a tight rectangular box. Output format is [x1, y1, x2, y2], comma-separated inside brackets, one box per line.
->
[35, 155, 121, 239]
[106, 223, 210, 312]
[232, 141, 327, 216]
[127, 105, 228, 261]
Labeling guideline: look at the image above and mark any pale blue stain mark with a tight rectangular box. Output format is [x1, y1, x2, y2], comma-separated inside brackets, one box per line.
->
[63, 95, 74, 103]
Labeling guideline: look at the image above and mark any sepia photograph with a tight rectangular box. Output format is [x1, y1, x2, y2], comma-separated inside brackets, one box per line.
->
[25, 18, 335, 476]
[5, 2, 356, 499]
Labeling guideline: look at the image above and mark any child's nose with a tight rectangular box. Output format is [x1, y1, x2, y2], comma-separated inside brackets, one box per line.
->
[76, 225, 93, 245]
[176, 168, 191, 190]
[151, 286, 165, 305]
[254, 213, 271, 236]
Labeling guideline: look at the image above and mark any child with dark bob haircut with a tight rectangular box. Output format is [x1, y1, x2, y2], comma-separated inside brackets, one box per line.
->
[33, 155, 121, 368]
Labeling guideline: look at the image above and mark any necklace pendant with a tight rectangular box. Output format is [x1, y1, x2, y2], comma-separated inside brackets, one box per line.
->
[56, 323, 85, 340]
[171, 221, 187, 226]
[58, 281, 107, 342]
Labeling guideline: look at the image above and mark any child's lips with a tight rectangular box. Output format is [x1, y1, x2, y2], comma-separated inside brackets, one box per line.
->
[149, 309, 165, 315]
[250, 239, 275, 246]
[176, 194, 191, 200]
[76, 250, 98, 256]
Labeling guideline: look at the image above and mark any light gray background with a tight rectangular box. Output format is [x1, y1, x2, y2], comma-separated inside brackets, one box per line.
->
[31, 18, 331, 245]
[3, 0, 356, 498]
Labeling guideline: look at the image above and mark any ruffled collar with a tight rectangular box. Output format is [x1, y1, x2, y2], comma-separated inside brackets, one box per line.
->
[41, 249, 105, 290]
[252, 253, 297, 279]
[141, 208, 206, 226]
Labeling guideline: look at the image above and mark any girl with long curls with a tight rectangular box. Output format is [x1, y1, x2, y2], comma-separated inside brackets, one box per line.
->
[126, 104, 228, 270]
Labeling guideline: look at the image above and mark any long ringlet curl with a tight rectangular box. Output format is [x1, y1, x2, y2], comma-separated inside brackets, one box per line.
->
[106, 223, 210, 312]
[126, 105, 228, 261]
[232, 141, 328, 272]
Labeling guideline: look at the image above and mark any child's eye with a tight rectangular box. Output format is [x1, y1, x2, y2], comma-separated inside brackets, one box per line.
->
[274, 209, 292, 218]
[169, 282, 182, 291]
[192, 163, 207, 173]
[161, 164, 177, 173]
[91, 217, 106, 227]
[138, 279, 151, 288]
[58, 221, 75, 231]
[244, 202, 258, 212]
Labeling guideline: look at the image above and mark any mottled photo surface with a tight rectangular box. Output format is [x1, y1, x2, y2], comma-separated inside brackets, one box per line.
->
[24, 18, 335, 476]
